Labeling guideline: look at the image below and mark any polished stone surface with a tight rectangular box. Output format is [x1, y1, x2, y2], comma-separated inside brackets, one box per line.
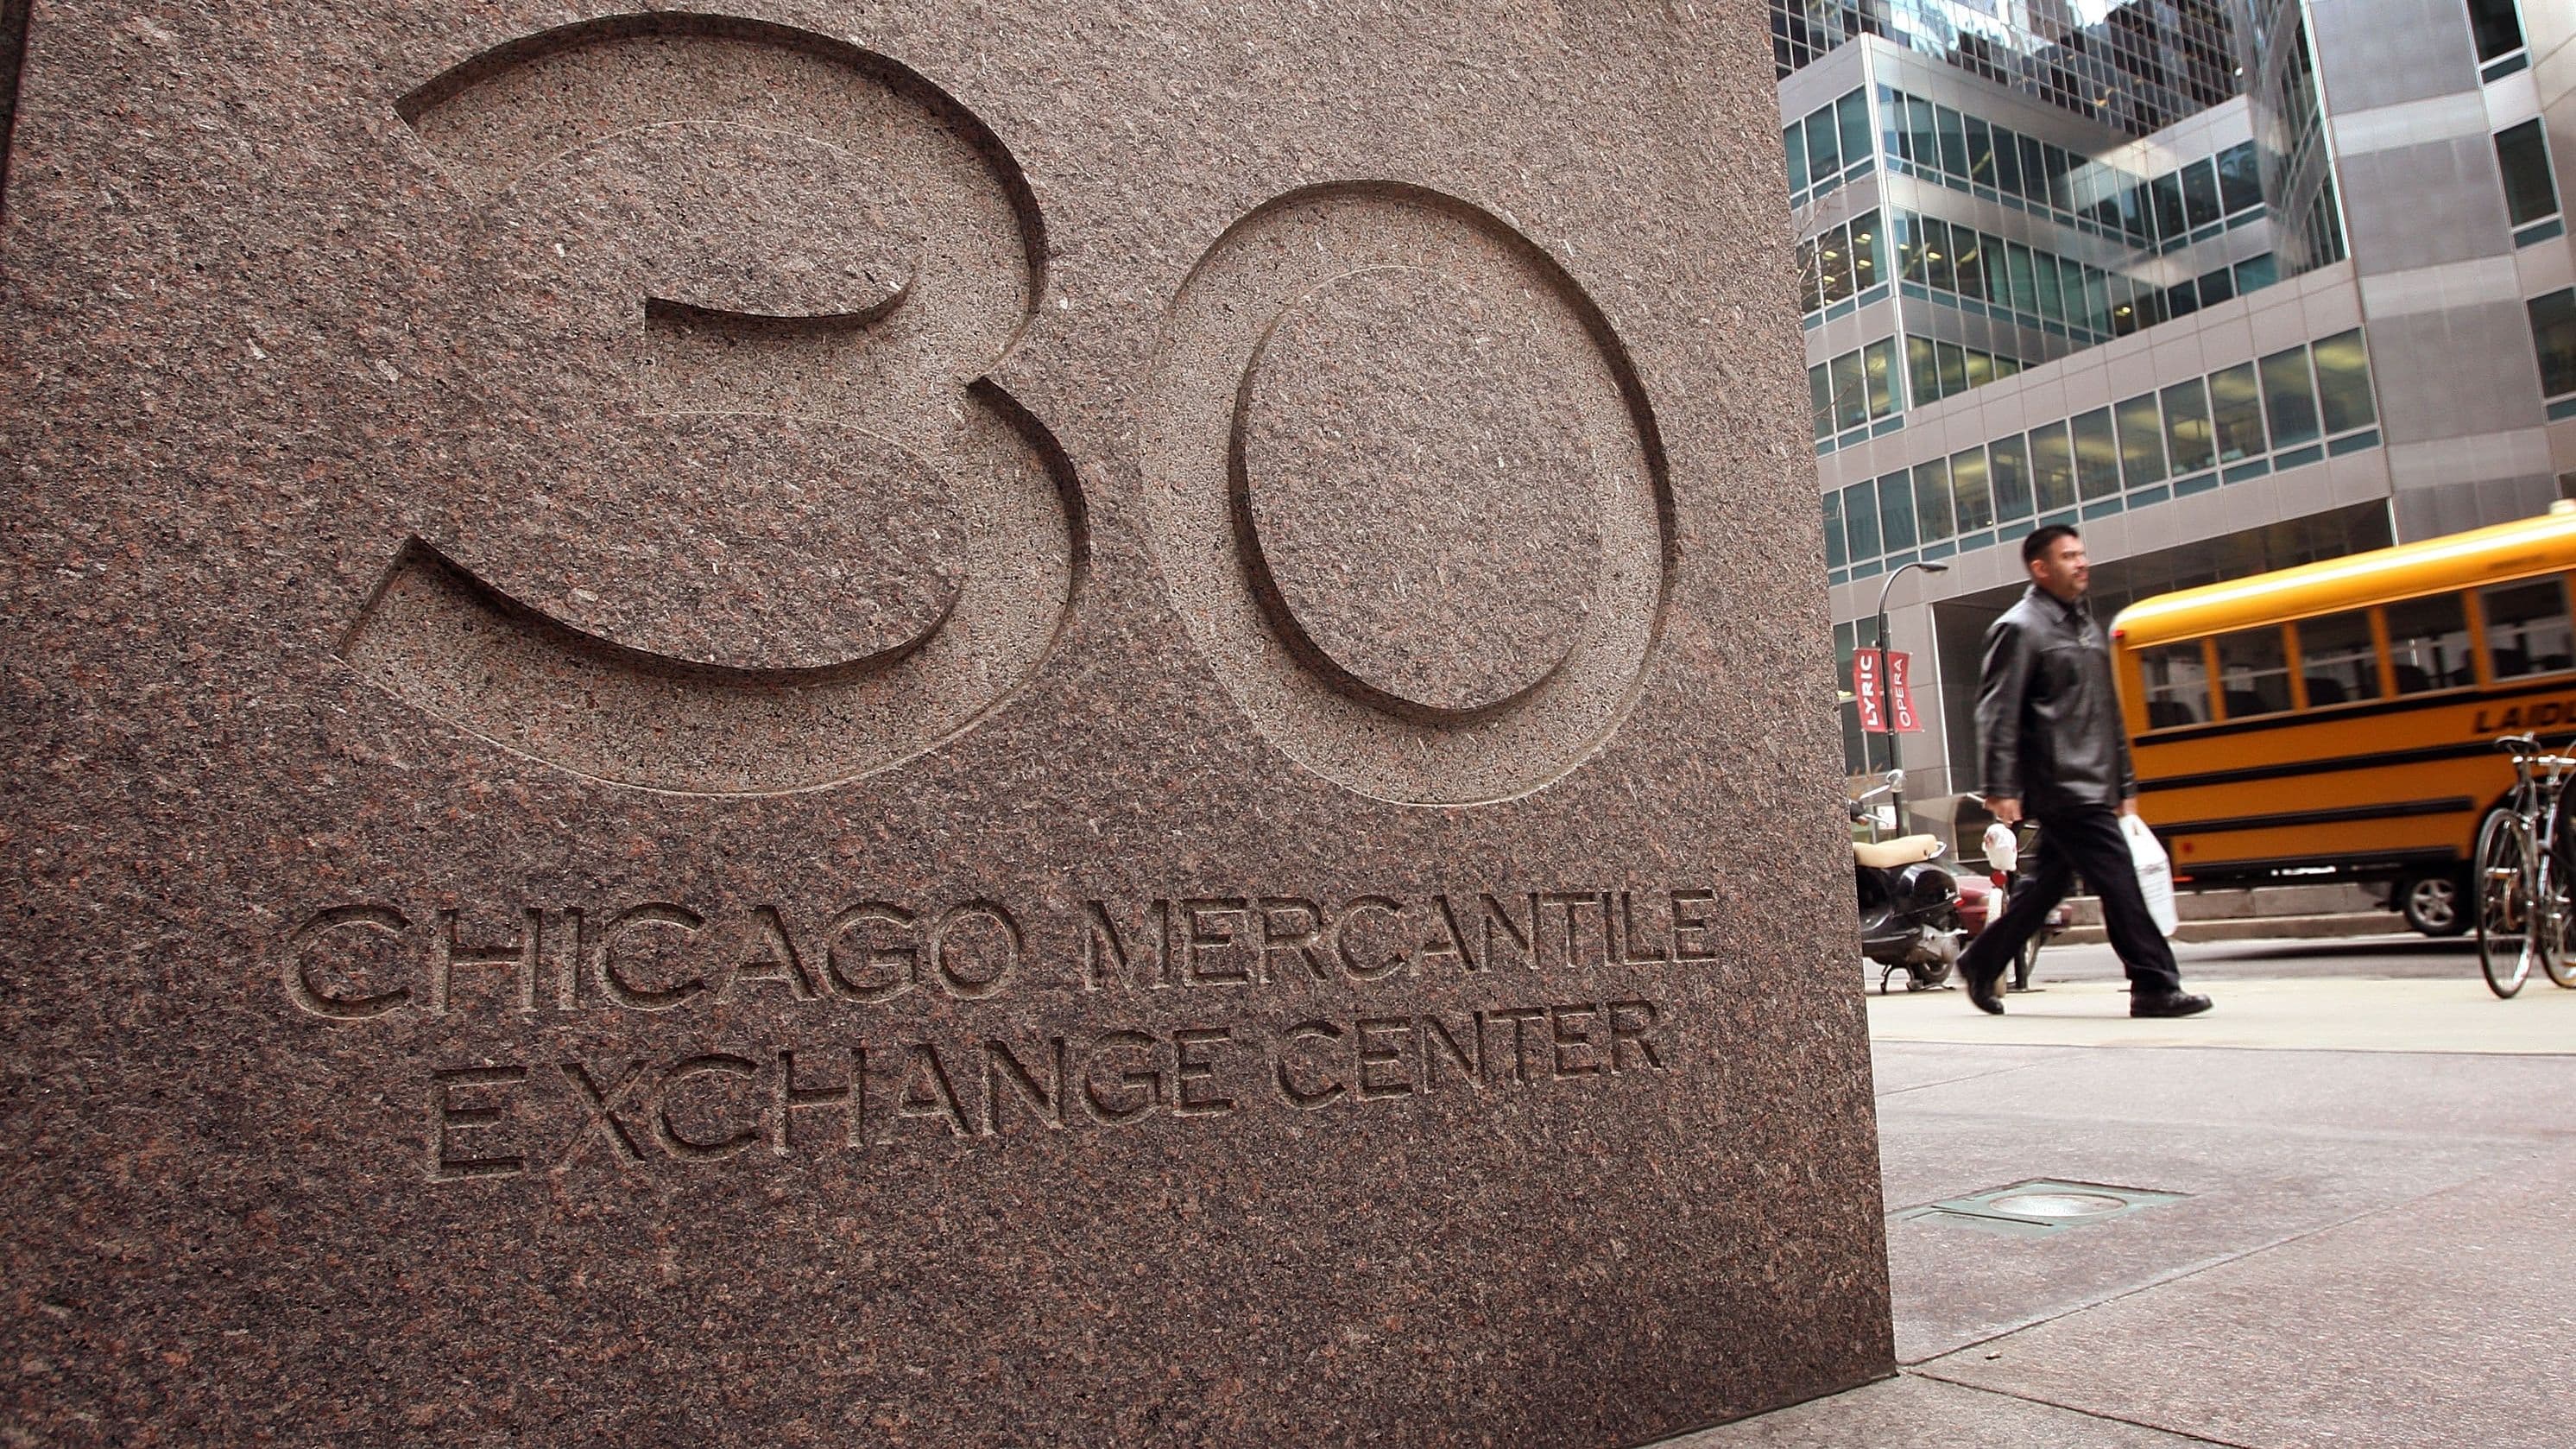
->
[0, 3, 1874, 1445]
[1236, 265, 1601, 719]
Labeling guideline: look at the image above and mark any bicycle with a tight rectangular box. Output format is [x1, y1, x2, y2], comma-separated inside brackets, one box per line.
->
[1993, 819, 2070, 992]
[2472, 733, 2576, 997]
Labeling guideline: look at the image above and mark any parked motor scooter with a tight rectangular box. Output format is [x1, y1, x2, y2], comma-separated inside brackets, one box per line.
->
[1848, 769, 1965, 994]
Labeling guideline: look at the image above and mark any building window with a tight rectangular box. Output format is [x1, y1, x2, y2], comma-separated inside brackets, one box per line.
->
[1950, 446, 1994, 532]
[2035, 251, 2067, 323]
[2529, 288, 2576, 409]
[1935, 104, 1970, 179]
[2071, 408, 2122, 500]
[1810, 338, 1904, 446]
[1923, 218, 1955, 292]
[1796, 207, 1890, 319]
[1830, 350, 1867, 433]
[2496, 119, 2562, 245]
[2468, 0, 2528, 78]
[2030, 422, 2077, 514]
[1841, 481, 1881, 559]
[1785, 88, 1871, 200]
[2116, 393, 2168, 488]
[1989, 436, 2034, 522]
[2260, 345, 2323, 450]
[2216, 141, 2263, 215]
[2312, 329, 2377, 435]
[1966, 116, 1998, 187]
[1952, 230, 1986, 301]
[1850, 211, 1885, 292]
[2162, 378, 2216, 475]
[2150, 172, 2188, 242]
[2180, 156, 2222, 230]
[1838, 91, 1872, 176]
[1803, 100, 1840, 186]
[2210, 361, 2267, 461]
[1913, 458, 1954, 544]
[1822, 491, 1847, 571]
[1864, 338, 1898, 418]
[1878, 471, 1917, 554]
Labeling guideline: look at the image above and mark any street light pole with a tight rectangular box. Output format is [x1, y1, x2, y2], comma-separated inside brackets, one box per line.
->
[1870, 558, 1949, 829]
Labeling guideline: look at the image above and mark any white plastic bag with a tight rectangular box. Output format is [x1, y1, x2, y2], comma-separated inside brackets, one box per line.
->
[2123, 813, 2179, 938]
[1981, 821, 2018, 875]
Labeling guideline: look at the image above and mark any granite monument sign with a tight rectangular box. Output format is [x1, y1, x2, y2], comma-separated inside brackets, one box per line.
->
[0, 2, 1891, 1442]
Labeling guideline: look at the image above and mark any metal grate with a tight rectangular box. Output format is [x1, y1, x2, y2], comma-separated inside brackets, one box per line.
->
[1891, 1178, 2184, 1237]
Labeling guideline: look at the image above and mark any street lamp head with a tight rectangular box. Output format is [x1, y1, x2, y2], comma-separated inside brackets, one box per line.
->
[1917, 560, 1951, 573]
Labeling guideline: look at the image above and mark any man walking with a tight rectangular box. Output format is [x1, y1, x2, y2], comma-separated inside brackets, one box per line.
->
[1957, 525, 2212, 1018]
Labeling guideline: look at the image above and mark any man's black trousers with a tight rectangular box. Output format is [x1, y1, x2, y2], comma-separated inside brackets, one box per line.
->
[1959, 806, 2182, 995]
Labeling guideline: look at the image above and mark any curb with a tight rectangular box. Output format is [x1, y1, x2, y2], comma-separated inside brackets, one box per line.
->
[2055, 912, 2409, 945]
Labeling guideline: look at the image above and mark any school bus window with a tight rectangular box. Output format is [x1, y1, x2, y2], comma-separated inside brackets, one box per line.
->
[2215, 625, 2293, 718]
[2295, 609, 2380, 706]
[2480, 578, 2576, 680]
[2385, 592, 2474, 693]
[2138, 642, 2213, 728]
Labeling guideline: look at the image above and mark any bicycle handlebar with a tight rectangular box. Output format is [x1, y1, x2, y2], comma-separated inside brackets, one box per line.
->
[2493, 732, 2576, 781]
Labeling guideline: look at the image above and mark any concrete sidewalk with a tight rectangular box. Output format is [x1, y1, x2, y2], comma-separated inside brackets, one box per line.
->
[1665, 965, 2576, 1448]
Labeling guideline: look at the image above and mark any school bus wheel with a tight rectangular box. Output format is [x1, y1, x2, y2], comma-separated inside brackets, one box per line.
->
[2396, 867, 2470, 937]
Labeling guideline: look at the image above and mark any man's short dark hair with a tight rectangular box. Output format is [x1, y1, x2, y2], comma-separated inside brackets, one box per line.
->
[2023, 524, 2080, 566]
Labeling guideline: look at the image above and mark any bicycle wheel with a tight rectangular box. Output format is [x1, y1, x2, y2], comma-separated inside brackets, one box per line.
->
[2475, 807, 2533, 998]
[2548, 813, 2576, 990]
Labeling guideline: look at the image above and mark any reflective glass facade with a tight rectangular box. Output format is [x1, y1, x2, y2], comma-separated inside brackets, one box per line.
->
[2241, 1, 2346, 272]
[1792, 69, 2286, 422]
[1771, 0, 2240, 136]
[1824, 328, 2380, 581]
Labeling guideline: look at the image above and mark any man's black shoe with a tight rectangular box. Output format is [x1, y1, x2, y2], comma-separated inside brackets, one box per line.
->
[1966, 963, 2006, 1015]
[2131, 990, 2213, 1018]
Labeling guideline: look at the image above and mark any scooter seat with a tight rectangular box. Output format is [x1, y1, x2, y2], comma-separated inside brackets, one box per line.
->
[1853, 834, 1943, 870]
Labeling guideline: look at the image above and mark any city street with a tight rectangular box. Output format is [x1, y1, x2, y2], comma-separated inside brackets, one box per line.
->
[1677, 933, 2576, 1448]
[1985, 930, 2505, 983]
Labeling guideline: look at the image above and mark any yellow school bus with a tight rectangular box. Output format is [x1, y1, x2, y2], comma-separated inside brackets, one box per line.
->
[2110, 505, 2576, 935]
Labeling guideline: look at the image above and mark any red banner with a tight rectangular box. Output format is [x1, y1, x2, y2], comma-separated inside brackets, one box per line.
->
[1852, 649, 1885, 733]
[1886, 649, 1922, 733]
[1852, 649, 1922, 735]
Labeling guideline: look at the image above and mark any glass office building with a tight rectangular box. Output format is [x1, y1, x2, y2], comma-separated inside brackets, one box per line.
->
[1790, 0, 2576, 830]
[1773, 0, 2240, 135]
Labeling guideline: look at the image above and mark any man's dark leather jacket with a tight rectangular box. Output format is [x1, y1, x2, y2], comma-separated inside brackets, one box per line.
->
[1976, 585, 2135, 815]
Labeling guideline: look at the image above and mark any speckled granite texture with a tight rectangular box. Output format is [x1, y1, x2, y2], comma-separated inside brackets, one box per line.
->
[0, 3, 1889, 1443]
